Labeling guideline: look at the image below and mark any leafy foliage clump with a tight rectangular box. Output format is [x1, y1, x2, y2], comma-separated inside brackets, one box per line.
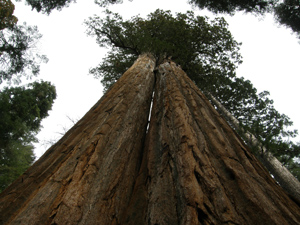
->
[0, 81, 56, 191]
[0, 81, 56, 147]
[188, 0, 277, 15]
[85, 9, 242, 91]
[15, 0, 76, 14]
[274, 0, 300, 37]
[0, 142, 35, 192]
[15, 0, 126, 14]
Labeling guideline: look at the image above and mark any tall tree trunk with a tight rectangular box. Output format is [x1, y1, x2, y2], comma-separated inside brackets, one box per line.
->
[124, 60, 300, 224]
[0, 54, 156, 225]
[1, 56, 300, 225]
[208, 93, 300, 204]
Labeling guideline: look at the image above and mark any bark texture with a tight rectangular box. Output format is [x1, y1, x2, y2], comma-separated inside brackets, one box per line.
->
[1, 56, 300, 225]
[0, 54, 155, 225]
[124, 60, 300, 224]
[208, 93, 300, 204]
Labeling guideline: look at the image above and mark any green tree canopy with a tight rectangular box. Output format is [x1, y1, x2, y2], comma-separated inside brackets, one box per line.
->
[0, 141, 35, 192]
[274, 0, 300, 36]
[21, 0, 76, 14]
[188, 0, 277, 15]
[0, 80, 56, 192]
[0, 81, 57, 148]
[85, 9, 242, 91]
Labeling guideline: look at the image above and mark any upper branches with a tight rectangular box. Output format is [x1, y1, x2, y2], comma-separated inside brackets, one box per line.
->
[85, 9, 242, 90]
[0, 23, 48, 84]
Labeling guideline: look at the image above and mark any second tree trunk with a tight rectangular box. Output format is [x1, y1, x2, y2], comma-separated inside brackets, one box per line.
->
[124, 59, 300, 224]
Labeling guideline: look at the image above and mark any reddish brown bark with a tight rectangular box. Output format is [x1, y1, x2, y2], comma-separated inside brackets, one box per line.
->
[0, 54, 155, 225]
[0, 56, 299, 225]
[208, 93, 300, 204]
[124, 60, 300, 224]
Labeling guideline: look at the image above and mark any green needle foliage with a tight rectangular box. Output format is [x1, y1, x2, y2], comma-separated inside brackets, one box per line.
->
[0, 81, 57, 192]
[0, 81, 56, 148]
[85, 9, 299, 179]
[0, 141, 35, 192]
[85, 9, 242, 91]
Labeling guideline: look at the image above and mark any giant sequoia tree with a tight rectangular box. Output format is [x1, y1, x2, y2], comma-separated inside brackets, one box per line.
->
[0, 54, 300, 224]
[86, 10, 242, 92]
[1, 8, 300, 224]
[85, 10, 300, 188]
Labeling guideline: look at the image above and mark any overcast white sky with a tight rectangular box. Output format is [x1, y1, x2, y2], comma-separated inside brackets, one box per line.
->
[11, 0, 300, 159]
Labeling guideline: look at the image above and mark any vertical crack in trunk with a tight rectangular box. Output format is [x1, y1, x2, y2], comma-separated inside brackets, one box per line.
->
[140, 59, 300, 225]
[146, 90, 155, 133]
[0, 55, 300, 225]
[0, 54, 156, 225]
